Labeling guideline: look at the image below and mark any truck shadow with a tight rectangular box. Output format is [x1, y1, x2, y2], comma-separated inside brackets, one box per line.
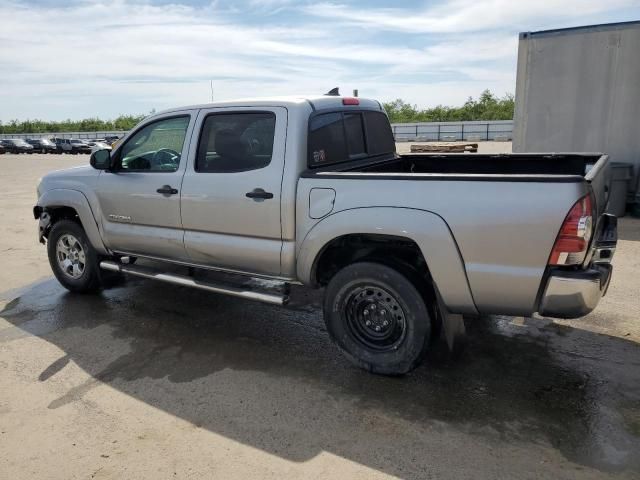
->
[1, 278, 639, 477]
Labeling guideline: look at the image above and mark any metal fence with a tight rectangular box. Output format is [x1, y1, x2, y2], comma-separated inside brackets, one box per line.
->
[0, 131, 127, 140]
[0, 120, 514, 143]
[391, 120, 513, 142]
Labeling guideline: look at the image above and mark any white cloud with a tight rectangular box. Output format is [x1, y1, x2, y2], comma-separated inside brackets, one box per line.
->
[0, 0, 635, 120]
[304, 0, 638, 33]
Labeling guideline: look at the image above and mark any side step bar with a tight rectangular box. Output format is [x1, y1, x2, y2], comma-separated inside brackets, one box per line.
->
[100, 261, 289, 305]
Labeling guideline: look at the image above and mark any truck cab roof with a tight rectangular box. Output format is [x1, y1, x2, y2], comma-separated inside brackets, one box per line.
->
[155, 95, 384, 116]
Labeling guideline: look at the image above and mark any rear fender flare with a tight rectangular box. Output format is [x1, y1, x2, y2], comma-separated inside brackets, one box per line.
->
[297, 207, 478, 315]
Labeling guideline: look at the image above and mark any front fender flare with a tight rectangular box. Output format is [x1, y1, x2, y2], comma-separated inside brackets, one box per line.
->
[297, 207, 478, 315]
[36, 189, 108, 255]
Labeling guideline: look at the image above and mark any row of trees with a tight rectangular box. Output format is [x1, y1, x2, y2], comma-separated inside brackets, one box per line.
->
[382, 90, 514, 123]
[0, 90, 514, 133]
[0, 114, 146, 134]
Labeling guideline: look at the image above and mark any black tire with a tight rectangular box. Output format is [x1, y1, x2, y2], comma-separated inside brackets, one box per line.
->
[47, 220, 102, 293]
[323, 262, 432, 375]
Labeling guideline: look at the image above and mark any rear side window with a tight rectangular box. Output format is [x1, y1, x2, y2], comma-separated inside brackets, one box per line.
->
[308, 110, 394, 167]
[196, 112, 276, 173]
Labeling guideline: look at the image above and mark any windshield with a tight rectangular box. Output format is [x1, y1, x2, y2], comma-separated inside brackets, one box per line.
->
[70, 140, 85, 144]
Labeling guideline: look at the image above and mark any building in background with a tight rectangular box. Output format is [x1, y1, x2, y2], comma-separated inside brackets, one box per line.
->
[513, 21, 640, 214]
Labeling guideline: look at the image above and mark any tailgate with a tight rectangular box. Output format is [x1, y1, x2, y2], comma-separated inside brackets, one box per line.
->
[585, 154, 612, 218]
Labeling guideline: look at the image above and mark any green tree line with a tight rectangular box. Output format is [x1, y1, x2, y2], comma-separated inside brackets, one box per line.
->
[0, 114, 146, 134]
[0, 90, 513, 133]
[383, 90, 514, 123]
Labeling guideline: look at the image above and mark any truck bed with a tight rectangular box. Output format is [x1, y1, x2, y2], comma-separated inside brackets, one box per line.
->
[298, 152, 611, 316]
[319, 153, 605, 180]
[304, 151, 610, 219]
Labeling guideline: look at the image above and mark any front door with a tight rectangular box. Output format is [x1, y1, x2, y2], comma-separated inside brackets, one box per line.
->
[95, 112, 195, 261]
[180, 107, 287, 276]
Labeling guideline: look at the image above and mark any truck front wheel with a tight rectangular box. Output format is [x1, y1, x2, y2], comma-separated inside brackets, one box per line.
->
[323, 262, 431, 375]
[47, 220, 102, 293]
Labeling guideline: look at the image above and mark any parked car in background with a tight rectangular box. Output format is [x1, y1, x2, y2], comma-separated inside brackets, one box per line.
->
[104, 135, 121, 145]
[26, 138, 58, 154]
[1, 139, 34, 153]
[53, 138, 92, 154]
[86, 140, 112, 153]
[0, 142, 6, 155]
[70, 139, 92, 154]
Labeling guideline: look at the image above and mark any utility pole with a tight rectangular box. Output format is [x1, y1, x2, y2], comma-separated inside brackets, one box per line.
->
[210, 80, 214, 102]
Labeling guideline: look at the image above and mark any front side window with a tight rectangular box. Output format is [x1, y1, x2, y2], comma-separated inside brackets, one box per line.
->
[196, 112, 275, 173]
[119, 116, 190, 172]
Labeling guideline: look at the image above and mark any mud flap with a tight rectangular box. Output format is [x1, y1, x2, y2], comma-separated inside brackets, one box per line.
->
[436, 292, 467, 358]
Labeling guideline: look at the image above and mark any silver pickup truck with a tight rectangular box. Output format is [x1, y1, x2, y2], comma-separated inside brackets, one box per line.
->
[34, 94, 617, 375]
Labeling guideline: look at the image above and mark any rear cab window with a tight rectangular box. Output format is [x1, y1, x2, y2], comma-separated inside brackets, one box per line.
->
[308, 110, 395, 168]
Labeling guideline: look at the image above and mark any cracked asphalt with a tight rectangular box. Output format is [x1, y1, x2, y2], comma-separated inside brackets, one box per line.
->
[1, 154, 639, 479]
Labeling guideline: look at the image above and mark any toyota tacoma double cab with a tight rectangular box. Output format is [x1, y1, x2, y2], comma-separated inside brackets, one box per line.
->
[34, 94, 617, 375]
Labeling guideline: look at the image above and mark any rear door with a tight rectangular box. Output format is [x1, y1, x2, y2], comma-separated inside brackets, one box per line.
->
[180, 106, 287, 276]
[95, 112, 196, 260]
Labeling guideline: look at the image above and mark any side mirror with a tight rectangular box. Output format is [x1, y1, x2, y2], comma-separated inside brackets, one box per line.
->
[90, 149, 111, 170]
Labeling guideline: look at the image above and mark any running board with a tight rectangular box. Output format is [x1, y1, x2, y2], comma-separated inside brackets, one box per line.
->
[100, 261, 289, 305]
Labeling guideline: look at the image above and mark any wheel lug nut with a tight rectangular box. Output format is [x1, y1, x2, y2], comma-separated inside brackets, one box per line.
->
[383, 320, 389, 326]
[363, 310, 369, 315]
[375, 326, 381, 331]
[365, 320, 371, 326]
[371, 304, 376, 310]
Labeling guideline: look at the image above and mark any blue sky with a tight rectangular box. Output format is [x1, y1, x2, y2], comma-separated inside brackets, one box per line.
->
[0, 0, 638, 121]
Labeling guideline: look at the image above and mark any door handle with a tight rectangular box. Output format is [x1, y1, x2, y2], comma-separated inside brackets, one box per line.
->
[157, 185, 178, 195]
[246, 188, 274, 200]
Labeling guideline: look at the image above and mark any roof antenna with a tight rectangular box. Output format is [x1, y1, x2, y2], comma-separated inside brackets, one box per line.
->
[325, 87, 340, 96]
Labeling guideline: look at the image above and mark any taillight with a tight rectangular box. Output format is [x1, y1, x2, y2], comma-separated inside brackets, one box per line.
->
[549, 194, 593, 265]
[342, 97, 359, 105]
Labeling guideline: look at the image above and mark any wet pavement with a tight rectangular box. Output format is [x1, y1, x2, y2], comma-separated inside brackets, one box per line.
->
[1, 155, 639, 479]
[1, 274, 639, 478]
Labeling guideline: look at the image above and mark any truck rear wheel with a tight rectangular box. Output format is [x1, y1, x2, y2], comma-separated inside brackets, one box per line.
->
[47, 220, 102, 293]
[323, 262, 431, 375]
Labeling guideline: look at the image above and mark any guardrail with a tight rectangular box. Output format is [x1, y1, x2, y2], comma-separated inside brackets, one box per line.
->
[391, 120, 513, 142]
[1, 121, 514, 143]
[0, 131, 127, 140]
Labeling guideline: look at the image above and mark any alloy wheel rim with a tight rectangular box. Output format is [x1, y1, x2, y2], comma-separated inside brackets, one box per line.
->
[56, 234, 86, 279]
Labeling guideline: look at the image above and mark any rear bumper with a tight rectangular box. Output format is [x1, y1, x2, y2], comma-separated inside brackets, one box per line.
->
[538, 214, 617, 319]
[538, 264, 612, 318]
